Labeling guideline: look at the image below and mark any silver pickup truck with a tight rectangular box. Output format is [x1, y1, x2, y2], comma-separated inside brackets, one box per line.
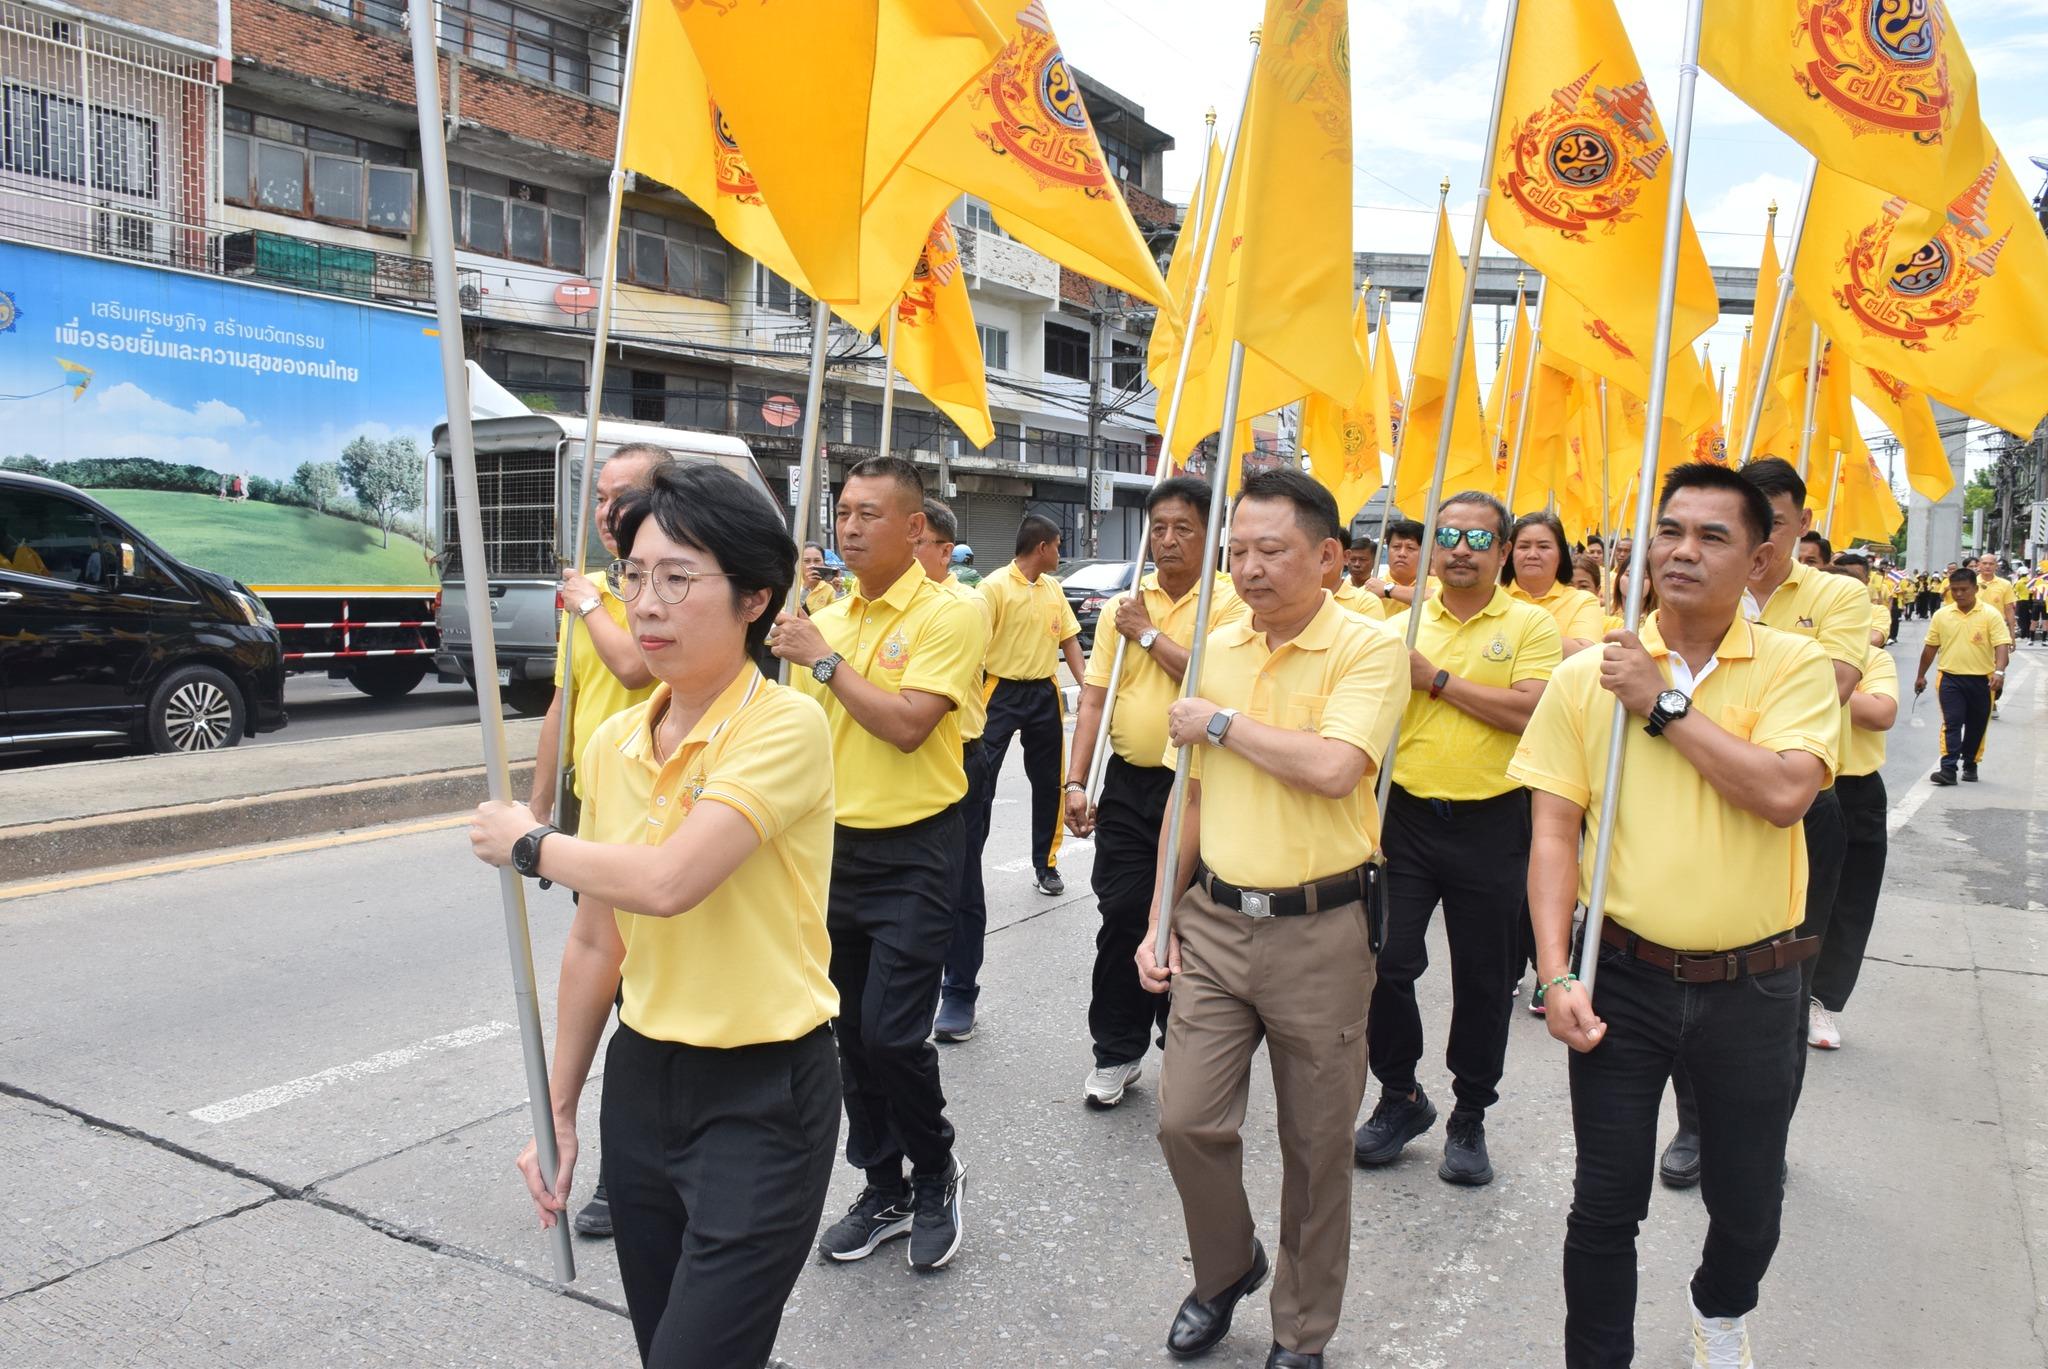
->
[432, 414, 771, 715]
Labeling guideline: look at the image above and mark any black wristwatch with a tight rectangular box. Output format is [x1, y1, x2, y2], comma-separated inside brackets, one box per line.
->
[812, 652, 844, 685]
[1644, 688, 1691, 738]
[511, 824, 559, 878]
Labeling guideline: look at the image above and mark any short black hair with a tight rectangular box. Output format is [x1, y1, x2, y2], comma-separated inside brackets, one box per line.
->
[843, 455, 925, 511]
[1147, 475, 1212, 523]
[1234, 467, 1341, 545]
[802, 540, 825, 554]
[1658, 461, 1773, 547]
[1800, 530, 1834, 562]
[1016, 512, 1061, 556]
[1950, 566, 1977, 586]
[1336, 525, 1353, 551]
[1742, 456, 1807, 510]
[610, 462, 795, 657]
[1387, 518, 1425, 546]
[922, 497, 958, 544]
[1441, 490, 1510, 540]
[1352, 533, 1378, 558]
[1502, 511, 1570, 586]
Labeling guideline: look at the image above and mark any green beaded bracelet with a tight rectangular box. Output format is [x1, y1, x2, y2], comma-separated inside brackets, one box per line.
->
[1546, 973, 1579, 990]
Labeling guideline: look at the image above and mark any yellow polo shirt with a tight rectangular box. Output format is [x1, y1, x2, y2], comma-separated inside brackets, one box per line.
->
[804, 581, 839, 615]
[578, 669, 839, 1049]
[1509, 578, 1605, 643]
[1868, 599, 1891, 638]
[794, 559, 980, 829]
[978, 560, 1081, 681]
[1925, 602, 2012, 676]
[1753, 557, 1870, 763]
[554, 583, 656, 798]
[1943, 575, 2014, 614]
[1175, 597, 1410, 888]
[1083, 572, 1247, 767]
[1842, 644, 1897, 779]
[1507, 614, 1840, 950]
[1386, 587, 1563, 801]
[1332, 578, 1387, 620]
[939, 570, 994, 742]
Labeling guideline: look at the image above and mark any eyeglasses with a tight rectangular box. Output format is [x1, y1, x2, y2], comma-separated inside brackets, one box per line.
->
[1435, 527, 1498, 552]
[608, 558, 734, 604]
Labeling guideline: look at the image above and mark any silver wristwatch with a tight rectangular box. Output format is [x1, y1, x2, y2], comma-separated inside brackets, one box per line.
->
[575, 595, 602, 618]
[812, 652, 844, 685]
[1138, 627, 1160, 652]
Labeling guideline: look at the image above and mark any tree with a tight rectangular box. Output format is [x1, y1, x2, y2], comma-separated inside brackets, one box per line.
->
[340, 435, 427, 547]
[292, 460, 343, 513]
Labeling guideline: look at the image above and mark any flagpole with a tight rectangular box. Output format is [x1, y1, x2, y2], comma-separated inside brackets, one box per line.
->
[1087, 89, 1248, 806]
[1376, 179, 1453, 565]
[1503, 279, 1545, 515]
[779, 298, 836, 685]
[1821, 446, 1843, 538]
[1795, 324, 1824, 481]
[405, 0, 574, 1283]
[549, 0, 646, 828]
[1596, 378, 1611, 556]
[878, 309, 899, 457]
[1151, 25, 1264, 970]
[1375, 0, 1524, 821]
[1576, 0, 1709, 995]
[1736, 164, 1817, 464]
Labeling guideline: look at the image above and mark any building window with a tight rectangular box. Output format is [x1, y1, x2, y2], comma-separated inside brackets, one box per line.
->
[753, 262, 811, 316]
[313, 0, 401, 29]
[895, 408, 971, 455]
[619, 209, 727, 299]
[224, 107, 414, 234]
[958, 200, 1003, 237]
[1044, 321, 1090, 381]
[976, 325, 1009, 373]
[1111, 339, 1143, 390]
[481, 348, 584, 410]
[3, 86, 159, 198]
[991, 421, 1023, 462]
[1029, 428, 1089, 468]
[850, 401, 881, 448]
[1106, 439, 1142, 473]
[666, 376, 728, 429]
[448, 166, 584, 269]
[441, 0, 591, 96]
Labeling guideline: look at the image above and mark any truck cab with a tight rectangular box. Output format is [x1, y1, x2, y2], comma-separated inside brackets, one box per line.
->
[431, 415, 767, 715]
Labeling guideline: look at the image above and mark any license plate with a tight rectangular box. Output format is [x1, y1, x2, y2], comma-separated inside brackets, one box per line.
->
[497, 669, 511, 686]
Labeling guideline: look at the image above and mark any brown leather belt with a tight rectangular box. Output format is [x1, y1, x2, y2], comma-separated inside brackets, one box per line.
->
[1599, 918, 1817, 983]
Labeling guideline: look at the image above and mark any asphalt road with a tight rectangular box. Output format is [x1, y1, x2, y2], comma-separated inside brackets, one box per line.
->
[2, 623, 2044, 1367]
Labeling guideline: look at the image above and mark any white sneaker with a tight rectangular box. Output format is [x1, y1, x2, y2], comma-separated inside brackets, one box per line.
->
[1084, 1060, 1143, 1109]
[1806, 998, 1842, 1050]
[1690, 1296, 1756, 1368]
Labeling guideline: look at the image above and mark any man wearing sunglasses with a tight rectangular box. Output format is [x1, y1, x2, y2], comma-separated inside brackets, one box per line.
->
[1354, 492, 1562, 1187]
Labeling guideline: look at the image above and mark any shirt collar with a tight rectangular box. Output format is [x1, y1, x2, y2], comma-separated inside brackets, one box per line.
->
[623, 665, 764, 763]
[1423, 583, 1511, 624]
[1636, 610, 1756, 664]
[854, 559, 928, 611]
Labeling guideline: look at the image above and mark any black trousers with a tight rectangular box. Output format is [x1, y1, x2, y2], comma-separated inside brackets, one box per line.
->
[980, 675, 1066, 874]
[1939, 674, 1992, 773]
[1088, 755, 1173, 1067]
[1813, 771, 1887, 1012]
[942, 738, 994, 1004]
[1368, 784, 1529, 1121]
[1563, 942, 1802, 1369]
[1888, 603, 1902, 642]
[602, 1022, 840, 1369]
[828, 805, 962, 1184]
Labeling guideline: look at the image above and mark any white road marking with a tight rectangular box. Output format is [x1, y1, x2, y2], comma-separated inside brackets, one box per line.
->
[1888, 773, 1934, 835]
[189, 1022, 515, 1124]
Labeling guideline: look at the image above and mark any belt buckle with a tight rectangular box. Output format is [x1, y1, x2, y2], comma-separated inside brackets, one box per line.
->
[1240, 890, 1273, 919]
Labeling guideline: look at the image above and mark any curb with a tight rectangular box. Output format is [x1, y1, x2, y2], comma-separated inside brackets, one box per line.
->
[0, 761, 536, 882]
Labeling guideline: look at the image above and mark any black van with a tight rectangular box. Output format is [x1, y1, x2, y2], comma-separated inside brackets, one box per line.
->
[0, 470, 287, 754]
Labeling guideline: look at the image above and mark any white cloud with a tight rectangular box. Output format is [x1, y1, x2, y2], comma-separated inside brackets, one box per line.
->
[90, 381, 248, 433]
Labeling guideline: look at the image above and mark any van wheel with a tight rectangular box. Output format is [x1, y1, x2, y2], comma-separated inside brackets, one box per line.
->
[348, 659, 429, 699]
[504, 679, 555, 718]
[148, 666, 246, 752]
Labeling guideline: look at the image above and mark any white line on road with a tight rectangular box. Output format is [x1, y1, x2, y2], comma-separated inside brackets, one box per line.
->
[189, 1022, 515, 1124]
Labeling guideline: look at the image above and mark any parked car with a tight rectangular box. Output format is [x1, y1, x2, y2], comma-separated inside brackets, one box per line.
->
[1057, 557, 1153, 652]
[0, 470, 288, 755]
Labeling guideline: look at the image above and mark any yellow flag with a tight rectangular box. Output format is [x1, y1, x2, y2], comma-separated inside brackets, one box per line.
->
[669, 0, 1002, 304]
[1540, 284, 1720, 434]
[1688, 350, 1729, 464]
[1146, 126, 1222, 429]
[1485, 292, 1534, 498]
[1394, 206, 1490, 510]
[1728, 324, 1755, 456]
[1822, 433, 1904, 543]
[1701, 0, 1991, 215]
[1376, 301, 1404, 459]
[899, 2, 1167, 305]
[1796, 151, 2048, 438]
[1512, 357, 1578, 513]
[1748, 225, 1819, 455]
[1302, 291, 1382, 520]
[884, 217, 995, 448]
[1852, 365, 1953, 502]
[1487, 0, 1718, 357]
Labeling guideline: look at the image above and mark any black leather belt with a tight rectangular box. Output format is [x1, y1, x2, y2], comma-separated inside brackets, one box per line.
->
[1197, 862, 1371, 919]
[1599, 918, 1818, 983]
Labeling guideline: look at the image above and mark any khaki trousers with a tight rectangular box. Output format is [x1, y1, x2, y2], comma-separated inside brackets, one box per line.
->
[1156, 881, 1376, 1354]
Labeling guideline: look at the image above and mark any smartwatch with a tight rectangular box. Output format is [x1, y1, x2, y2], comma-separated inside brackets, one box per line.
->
[511, 824, 559, 878]
[575, 596, 602, 619]
[1429, 669, 1450, 700]
[1644, 688, 1691, 737]
[812, 652, 845, 685]
[1137, 627, 1161, 652]
[1204, 707, 1239, 747]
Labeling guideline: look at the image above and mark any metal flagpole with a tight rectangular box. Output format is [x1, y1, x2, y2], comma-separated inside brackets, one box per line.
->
[878, 310, 899, 457]
[778, 299, 836, 683]
[405, 1, 574, 1283]
[1374, 0, 1524, 821]
[1503, 279, 1545, 515]
[1086, 84, 1249, 806]
[1596, 379, 1612, 560]
[1821, 445, 1843, 538]
[1735, 164, 1817, 464]
[1375, 180, 1452, 564]
[1576, 0, 1710, 994]
[1794, 324, 1824, 481]
[549, 0, 646, 827]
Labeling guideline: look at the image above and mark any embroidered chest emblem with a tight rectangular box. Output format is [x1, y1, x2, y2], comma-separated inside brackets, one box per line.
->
[1483, 633, 1511, 662]
[878, 630, 911, 671]
[1796, 616, 1816, 629]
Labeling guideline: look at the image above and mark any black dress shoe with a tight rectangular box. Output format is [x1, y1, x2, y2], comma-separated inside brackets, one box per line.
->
[1659, 1125, 1701, 1190]
[1266, 1343, 1323, 1368]
[1166, 1239, 1268, 1358]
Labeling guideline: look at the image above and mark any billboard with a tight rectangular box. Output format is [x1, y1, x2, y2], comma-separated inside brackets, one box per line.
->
[0, 240, 447, 589]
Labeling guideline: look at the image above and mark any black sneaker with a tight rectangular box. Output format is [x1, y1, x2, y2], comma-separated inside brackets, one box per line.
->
[1961, 765, 1980, 782]
[1438, 1115, 1494, 1186]
[1353, 1086, 1438, 1166]
[572, 1184, 613, 1238]
[1930, 768, 1958, 787]
[908, 1157, 966, 1271]
[1035, 868, 1065, 896]
[817, 1184, 913, 1262]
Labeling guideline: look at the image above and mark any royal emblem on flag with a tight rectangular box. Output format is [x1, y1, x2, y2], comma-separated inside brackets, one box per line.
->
[709, 101, 761, 202]
[1835, 157, 2008, 349]
[972, 4, 1109, 195]
[1500, 64, 1669, 239]
[1340, 418, 1374, 482]
[896, 219, 963, 330]
[1792, 0, 1955, 143]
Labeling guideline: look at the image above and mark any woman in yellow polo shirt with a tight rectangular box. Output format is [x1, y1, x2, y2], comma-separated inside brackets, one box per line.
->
[1503, 511, 1604, 656]
[469, 463, 839, 1369]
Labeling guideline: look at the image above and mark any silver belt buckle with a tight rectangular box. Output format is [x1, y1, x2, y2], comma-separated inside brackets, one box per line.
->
[1240, 890, 1273, 919]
